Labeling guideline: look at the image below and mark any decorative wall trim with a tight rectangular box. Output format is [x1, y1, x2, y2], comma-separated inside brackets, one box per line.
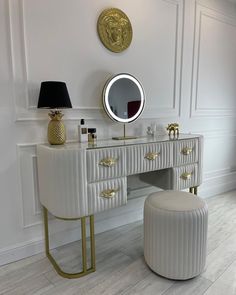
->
[8, 0, 29, 121]
[141, 0, 184, 119]
[8, 0, 105, 121]
[32, 155, 41, 215]
[193, 130, 236, 139]
[17, 143, 42, 228]
[190, 2, 236, 118]
[8, 0, 184, 121]
[15, 108, 105, 122]
[0, 237, 44, 266]
[196, 0, 236, 19]
[204, 167, 236, 180]
[200, 168, 236, 198]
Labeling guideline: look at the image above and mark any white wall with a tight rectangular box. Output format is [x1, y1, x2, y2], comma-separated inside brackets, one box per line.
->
[0, 0, 236, 265]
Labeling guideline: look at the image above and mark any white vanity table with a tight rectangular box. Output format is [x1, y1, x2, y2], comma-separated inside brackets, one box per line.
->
[37, 133, 203, 278]
[36, 70, 203, 279]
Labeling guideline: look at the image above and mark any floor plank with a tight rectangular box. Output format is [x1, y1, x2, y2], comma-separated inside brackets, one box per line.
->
[203, 259, 236, 295]
[161, 276, 212, 295]
[1, 274, 53, 295]
[0, 258, 53, 294]
[202, 232, 236, 282]
[121, 271, 173, 295]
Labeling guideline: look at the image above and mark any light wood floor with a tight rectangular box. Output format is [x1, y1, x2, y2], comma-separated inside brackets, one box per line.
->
[0, 190, 236, 295]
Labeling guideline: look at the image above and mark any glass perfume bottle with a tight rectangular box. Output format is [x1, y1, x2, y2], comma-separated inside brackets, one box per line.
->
[78, 119, 88, 142]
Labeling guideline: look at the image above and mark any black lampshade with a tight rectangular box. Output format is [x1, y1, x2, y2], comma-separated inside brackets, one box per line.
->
[37, 81, 72, 109]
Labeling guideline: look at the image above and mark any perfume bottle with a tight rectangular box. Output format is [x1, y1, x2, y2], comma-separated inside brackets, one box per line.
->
[88, 128, 97, 144]
[147, 126, 154, 136]
[78, 119, 88, 142]
[147, 123, 157, 137]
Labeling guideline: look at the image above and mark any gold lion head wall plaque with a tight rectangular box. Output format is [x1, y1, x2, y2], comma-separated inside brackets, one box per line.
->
[97, 8, 133, 53]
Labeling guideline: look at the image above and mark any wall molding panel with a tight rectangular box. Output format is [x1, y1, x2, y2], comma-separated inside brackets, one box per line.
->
[190, 2, 236, 118]
[144, 0, 184, 119]
[17, 144, 42, 228]
[8, 0, 104, 121]
[195, 130, 236, 139]
[0, 237, 44, 266]
[200, 169, 236, 198]
[8, 0, 185, 121]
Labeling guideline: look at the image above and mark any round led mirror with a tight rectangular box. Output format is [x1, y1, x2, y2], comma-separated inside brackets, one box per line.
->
[103, 73, 145, 123]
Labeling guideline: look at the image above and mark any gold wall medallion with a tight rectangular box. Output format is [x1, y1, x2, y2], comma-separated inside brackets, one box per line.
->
[97, 8, 133, 53]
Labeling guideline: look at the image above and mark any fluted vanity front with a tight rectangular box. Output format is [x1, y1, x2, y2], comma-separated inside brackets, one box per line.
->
[37, 133, 203, 278]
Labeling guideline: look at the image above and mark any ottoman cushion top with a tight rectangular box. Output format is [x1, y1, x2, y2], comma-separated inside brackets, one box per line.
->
[146, 190, 206, 212]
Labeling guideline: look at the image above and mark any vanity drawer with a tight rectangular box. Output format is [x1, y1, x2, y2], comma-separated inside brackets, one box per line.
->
[174, 139, 199, 166]
[126, 142, 173, 175]
[172, 164, 199, 190]
[87, 147, 126, 182]
[88, 177, 127, 214]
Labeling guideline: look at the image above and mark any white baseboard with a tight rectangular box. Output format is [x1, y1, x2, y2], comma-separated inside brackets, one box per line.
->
[199, 169, 236, 198]
[0, 238, 44, 266]
[0, 170, 235, 267]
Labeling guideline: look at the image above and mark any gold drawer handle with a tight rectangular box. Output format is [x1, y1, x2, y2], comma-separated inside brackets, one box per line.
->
[145, 152, 160, 161]
[101, 189, 119, 199]
[181, 172, 192, 180]
[182, 147, 193, 155]
[99, 158, 117, 167]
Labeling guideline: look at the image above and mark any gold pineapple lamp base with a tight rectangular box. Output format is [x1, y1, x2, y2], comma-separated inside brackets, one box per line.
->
[47, 110, 66, 145]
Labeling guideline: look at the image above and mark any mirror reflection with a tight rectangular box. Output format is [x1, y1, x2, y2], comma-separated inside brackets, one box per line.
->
[108, 78, 141, 119]
[103, 73, 145, 123]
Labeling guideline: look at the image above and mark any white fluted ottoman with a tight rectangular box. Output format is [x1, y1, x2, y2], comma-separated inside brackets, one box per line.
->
[144, 190, 208, 280]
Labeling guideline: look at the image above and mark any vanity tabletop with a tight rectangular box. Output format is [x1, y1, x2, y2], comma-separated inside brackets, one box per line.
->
[39, 133, 202, 151]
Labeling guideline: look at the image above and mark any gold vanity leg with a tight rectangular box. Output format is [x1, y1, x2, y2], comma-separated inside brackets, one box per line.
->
[189, 187, 194, 194]
[189, 187, 198, 195]
[43, 207, 96, 279]
[90, 215, 96, 270]
[81, 217, 87, 273]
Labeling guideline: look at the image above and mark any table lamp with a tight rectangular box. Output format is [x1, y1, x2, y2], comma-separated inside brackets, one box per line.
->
[37, 81, 72, 145]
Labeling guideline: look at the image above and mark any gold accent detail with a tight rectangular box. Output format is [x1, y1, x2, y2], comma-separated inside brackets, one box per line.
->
[47, 111, 66, 145]
[101, 188, 118, 199]
[99, 158, 117, 167]
[145, 152, 159, 161]
[166, 123, 179, 137]
[182, 147, 193, 155]
[43, 207, 96, 279]
[97, 8, 132, 53]
[181, 172, 192, 180]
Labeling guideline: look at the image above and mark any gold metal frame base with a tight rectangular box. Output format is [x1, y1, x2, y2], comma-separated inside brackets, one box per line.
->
[112, 124, 137, 140]
[189, 186, 198, 195]
[43, 207, 96, 279]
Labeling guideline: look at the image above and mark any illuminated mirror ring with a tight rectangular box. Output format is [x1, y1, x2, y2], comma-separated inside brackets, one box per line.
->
[103, 73, 145, 123]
